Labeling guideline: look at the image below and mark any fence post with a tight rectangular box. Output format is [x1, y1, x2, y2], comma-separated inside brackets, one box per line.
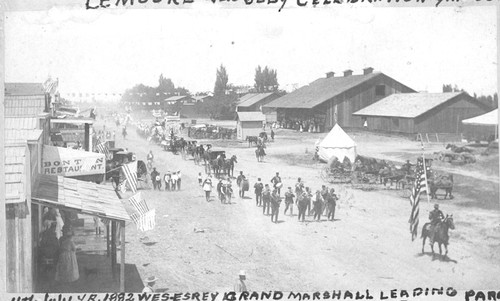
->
[436, 133, 439, 143]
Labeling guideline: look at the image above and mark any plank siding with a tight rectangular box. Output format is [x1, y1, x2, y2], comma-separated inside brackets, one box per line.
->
[324, 74, 413, 130]
[415, 98, 488, 133]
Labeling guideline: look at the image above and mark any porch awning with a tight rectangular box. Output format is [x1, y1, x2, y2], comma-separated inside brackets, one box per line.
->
[32, 174, 130, 221]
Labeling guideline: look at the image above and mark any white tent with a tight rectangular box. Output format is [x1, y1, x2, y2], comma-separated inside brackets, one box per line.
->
[462, 109, 498, 126]
[317, 124, 357, 163]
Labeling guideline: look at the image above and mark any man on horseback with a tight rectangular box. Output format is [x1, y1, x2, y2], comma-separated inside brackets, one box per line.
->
[429, 204, 445, 242]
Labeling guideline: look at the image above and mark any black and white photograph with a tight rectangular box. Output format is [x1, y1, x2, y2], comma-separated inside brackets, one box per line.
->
[0, 2, 498, 297]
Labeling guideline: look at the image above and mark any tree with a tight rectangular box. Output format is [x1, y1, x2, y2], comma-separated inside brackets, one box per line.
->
[214, 65, 229, 97]
[254, 65, 278, 92]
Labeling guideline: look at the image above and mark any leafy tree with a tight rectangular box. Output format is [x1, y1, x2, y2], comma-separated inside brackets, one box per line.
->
[214, 65, 229, 97]
[254, 65, 278, 92]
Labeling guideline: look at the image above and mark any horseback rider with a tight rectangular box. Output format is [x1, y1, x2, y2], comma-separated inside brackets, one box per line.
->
[429, 204, 444, 225]
[428, 204, 445, 242]
[401, 160, 413, 174]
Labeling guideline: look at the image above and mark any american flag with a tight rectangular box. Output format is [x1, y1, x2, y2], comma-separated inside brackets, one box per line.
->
[409, 157, 430, 241]
[130, 209, 156, 232]
[95, 138, 110, 159]
[128, 192, 149, 215]
[120, 161, 138, 193]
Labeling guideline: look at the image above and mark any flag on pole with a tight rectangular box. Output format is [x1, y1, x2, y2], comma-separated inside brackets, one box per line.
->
[120, 161, 138, 193]
[130, 209, 156, 232]
[96, 138, 110, 159]
[128, 192, 149, 215]
[409, 157, 429, 241]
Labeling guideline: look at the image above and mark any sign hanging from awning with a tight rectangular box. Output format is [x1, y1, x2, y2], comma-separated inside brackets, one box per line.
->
[42, 145, 105, 176]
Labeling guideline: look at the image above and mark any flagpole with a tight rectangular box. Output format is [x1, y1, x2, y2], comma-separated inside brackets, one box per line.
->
[421, 141, 431, 204]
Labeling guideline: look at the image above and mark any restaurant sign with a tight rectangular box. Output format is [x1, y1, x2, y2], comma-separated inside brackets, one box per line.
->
[42, 145, 105, 176]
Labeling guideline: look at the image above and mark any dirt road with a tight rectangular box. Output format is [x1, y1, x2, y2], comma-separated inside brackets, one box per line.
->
[101, 118, 500, 292]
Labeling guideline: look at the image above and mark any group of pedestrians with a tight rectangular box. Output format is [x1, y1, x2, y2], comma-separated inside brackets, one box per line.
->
[150, 167, 182, 191]
[253, 173, 339, 223]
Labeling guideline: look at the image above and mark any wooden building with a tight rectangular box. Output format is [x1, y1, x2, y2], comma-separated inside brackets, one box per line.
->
[236, 112, 266, 140]
[236, 92, 280, 112]
[263, 68, 415, 132]
[353, 92, 490, 135]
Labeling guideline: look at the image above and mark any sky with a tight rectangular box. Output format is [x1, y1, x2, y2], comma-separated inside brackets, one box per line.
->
[5, 6, 498, 96]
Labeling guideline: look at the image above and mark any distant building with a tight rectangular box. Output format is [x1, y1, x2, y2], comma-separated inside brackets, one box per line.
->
[236, 92, 280, 112]
[263, 68, 415, 132]
[353, 92, 490, 135]
[236, 112, 266, 140]
[462, 109, 498, 142]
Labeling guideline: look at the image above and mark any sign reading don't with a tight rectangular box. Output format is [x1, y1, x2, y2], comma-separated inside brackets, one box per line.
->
[42, 145, 106, 177]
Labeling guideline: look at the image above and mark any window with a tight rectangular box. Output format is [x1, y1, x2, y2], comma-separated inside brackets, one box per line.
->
[392, 117, 399, 127]
[375, 85, 386, 96]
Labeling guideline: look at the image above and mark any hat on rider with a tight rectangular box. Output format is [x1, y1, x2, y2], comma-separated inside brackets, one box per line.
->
[434, 204, 439, 209]
[257, 178, 261, 181]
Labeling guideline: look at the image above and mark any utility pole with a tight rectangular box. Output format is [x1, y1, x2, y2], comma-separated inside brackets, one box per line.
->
[0, 4, 7, 294]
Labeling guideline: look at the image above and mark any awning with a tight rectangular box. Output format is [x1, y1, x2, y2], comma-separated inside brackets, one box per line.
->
[42, 145, 105, 176]
[32, 174, 130, 221]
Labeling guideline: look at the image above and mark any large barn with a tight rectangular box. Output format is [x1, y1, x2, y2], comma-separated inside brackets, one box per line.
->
[263, 68, 415, 132]
[353, 92, 490, 136]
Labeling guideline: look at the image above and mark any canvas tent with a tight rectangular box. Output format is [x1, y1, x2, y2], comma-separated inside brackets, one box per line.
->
[317, 124, 357, 162]
[462, 109, 498, 141]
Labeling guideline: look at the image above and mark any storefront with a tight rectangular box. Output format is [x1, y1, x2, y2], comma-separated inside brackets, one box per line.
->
[31, 174, 130, 292]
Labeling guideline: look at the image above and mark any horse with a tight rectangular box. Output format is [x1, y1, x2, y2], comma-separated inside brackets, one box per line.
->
[421, 215, 455, 258]
[445, 144, 473, 154]
[246, 136, 259, 147]
[428, 173, 454, 199]
[256, 146, 266, 162]
[223, 155, 238, 178]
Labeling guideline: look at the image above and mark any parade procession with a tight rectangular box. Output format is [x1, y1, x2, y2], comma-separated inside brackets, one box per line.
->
[1, 3, 498, 299]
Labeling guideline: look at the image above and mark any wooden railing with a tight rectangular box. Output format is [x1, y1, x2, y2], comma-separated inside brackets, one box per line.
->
[416, 133, 464, 144]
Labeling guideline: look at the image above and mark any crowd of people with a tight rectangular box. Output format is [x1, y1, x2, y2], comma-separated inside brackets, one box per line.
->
[199, 170, 339, 223]
[277, 117, 325, 133]
[39, 208, 80, 284]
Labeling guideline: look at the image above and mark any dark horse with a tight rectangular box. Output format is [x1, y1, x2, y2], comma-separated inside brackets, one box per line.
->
[256, 146, 266, 162]
[246, 136, 259, 147]
[428, 173, 454, 199]
[421, 215, 455, 258]
[223, 155, 238, 178]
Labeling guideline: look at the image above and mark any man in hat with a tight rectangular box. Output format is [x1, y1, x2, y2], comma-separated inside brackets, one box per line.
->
[428, 203, 444, 242]
[217, 179, 224, 203]
[270, 189, 281, 223]
[262, 184, 271, 215]
[254, 178, 264, 207]
[177, 170, 182, 190]
[151, 168, 159, 190]
[284, 187, 295, 216]
[271, 172, 282, 195]
[233, 270, 247, 292]
[237, 171, 246, 198]
[327, 188, 338, 221]
[142, 276, 158, 293]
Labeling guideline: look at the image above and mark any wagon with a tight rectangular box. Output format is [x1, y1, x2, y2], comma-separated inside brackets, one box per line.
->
[320, 166, 352, 184]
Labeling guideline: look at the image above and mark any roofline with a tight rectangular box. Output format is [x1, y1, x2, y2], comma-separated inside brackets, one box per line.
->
[263, 72, 416, 109]
[353, 92, 484, 119]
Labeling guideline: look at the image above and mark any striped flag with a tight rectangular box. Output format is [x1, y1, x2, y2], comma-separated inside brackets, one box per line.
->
[130, 209, 156, 232]
[128, 192, 149, 215]
[96, 138, 110, 159]
[120, 161, 138, 193]
[409, 157, 429, 241]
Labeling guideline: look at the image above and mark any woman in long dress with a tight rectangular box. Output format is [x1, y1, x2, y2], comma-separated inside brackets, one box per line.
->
[55, 230, 79, 282]
[54, 209, 65, 240]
